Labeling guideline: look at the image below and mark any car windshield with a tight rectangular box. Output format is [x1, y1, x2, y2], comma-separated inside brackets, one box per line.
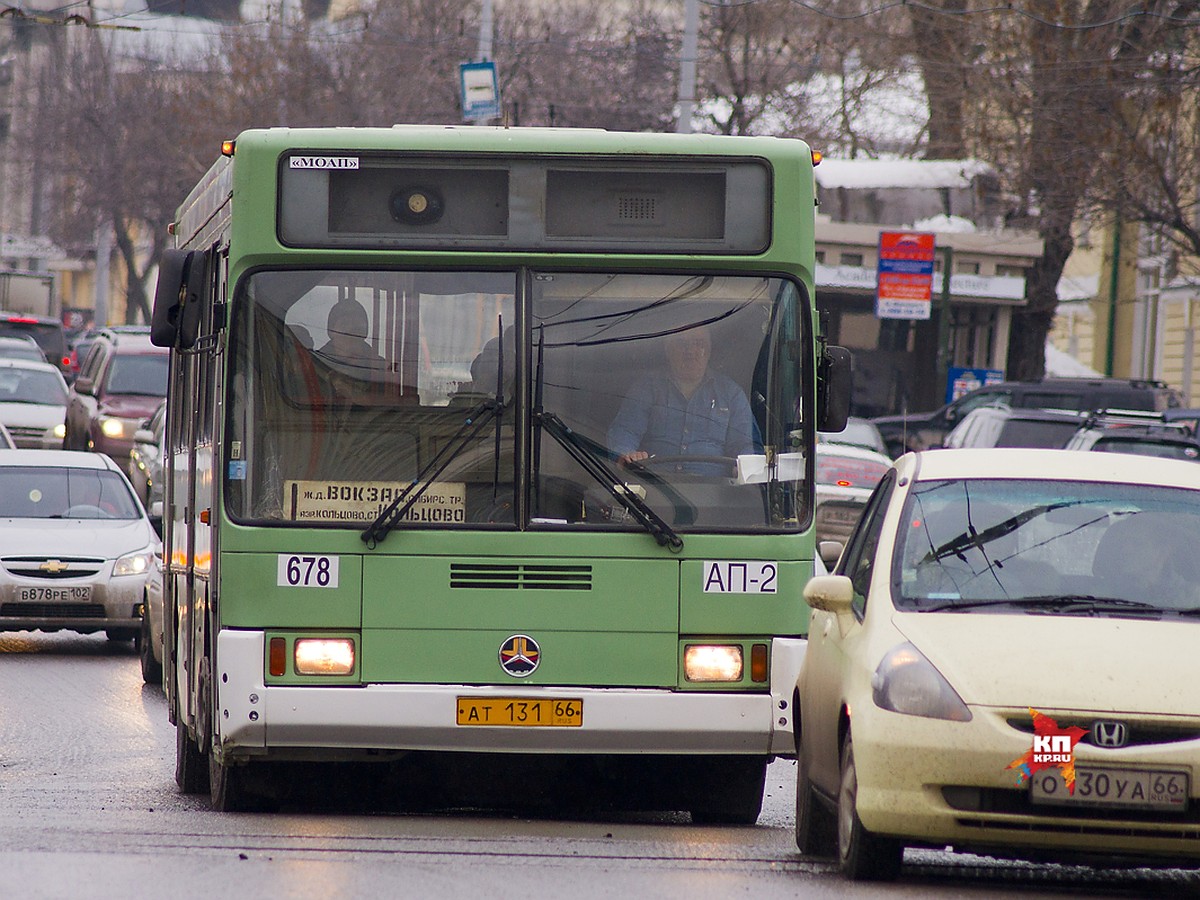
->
[0, 466, 141, 519]
[0, 368, 66, 404]
[0, 340, 45, 363]
[107, 354, 168, 396]
[1093, 437, 1200, 461]
[894, 477, 1200, 616]
[994, 418, 1080, 448]
[225, 268, 809, 534]
[815, 453, 889, 489]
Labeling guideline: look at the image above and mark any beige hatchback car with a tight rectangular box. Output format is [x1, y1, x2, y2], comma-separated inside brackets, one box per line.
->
[796, 448, 1200, 880]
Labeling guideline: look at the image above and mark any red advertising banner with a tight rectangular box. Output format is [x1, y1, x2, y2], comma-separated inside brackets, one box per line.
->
[876, 231, 936, 319]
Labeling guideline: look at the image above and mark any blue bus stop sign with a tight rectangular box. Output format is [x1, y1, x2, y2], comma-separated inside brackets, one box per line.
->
[460, 61, 500, 122]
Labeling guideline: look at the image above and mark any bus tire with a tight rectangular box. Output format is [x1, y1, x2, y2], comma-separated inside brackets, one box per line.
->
[209, 750, 272, 813]
[175, 719, 209, 794]
[688, 756, 767, 825]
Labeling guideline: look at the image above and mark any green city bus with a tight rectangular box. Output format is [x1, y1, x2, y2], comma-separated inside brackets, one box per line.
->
[151, 125, 851, 818]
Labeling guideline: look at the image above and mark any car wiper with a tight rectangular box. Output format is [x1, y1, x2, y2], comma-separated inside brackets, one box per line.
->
[531, 328, 682, 551]
[923, 594, 1164, 615]
[921, 500, 1085, 564]
[362, 328, 508, 549]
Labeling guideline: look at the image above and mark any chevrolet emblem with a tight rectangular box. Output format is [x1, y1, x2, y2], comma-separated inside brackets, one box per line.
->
[40, 559, 69, 574]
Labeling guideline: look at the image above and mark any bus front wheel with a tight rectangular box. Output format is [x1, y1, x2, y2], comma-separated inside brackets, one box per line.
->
[688, 756, 767, 825]
[209, 750, 275, 813]
[175, 719, 209, 794]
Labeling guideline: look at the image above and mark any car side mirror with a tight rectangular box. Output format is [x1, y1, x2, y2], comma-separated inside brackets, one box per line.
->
[803, 574, 855, 613]
[73, 376, 94, 395]
[133, 428, 155, 444]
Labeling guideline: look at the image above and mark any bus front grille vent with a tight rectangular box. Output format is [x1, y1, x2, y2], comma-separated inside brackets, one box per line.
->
[450, 563, 592, 591]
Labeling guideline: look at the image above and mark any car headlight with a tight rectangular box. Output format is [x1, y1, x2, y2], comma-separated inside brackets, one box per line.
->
[871, 642, 972, 722]
[114, 550, 154, 577]
[51, 423, 66, 439]
[101, 417, 131, 439]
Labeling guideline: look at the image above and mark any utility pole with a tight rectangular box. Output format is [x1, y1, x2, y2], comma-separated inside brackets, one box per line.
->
[93, 221, 110, 327]
[675, 0, 699, 134]
[477, 0, 493, 62]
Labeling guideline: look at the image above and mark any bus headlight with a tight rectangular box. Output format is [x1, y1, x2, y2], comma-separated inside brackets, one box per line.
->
[294, 638, 356, 675]
[684, 644, 743, 682]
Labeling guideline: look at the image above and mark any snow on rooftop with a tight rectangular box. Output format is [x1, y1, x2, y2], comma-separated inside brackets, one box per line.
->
[816, 158, 994, 190]
[912, 214, 977, 234]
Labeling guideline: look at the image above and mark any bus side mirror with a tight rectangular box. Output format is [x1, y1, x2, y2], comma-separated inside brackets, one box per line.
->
[151, 249, 191, 348]
[817, 344, 852, 432]
[151, 249, 208, 350]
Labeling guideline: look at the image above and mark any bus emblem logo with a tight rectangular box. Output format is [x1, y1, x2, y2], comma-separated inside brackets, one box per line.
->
[499, 634, 540, 677]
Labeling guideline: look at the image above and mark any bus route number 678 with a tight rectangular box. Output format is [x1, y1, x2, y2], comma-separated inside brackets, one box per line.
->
[277, 554, 340, 588]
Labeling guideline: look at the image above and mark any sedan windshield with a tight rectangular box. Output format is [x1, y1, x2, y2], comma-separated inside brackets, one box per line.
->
[0, 466, 141, 519]
[0, 368, 66, 405]
[894, 478, 1200, 615]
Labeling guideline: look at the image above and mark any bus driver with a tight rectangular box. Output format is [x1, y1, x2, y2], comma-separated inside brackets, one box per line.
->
[607, 326, 759, 475]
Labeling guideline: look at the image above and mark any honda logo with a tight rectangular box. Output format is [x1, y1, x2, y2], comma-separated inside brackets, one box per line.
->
[1091, 721, 1129, 748]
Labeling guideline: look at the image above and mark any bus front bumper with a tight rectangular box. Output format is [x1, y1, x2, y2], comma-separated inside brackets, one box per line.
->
[213, 631, 804, 757]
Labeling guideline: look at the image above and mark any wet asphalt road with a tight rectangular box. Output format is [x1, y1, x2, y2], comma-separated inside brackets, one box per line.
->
[1, 630, 1198, 900]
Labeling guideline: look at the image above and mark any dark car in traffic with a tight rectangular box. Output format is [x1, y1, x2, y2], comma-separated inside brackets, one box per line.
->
[0, 312, 71, 380]
[872, 376, 1184, 457]
[64, 330, 169, 475]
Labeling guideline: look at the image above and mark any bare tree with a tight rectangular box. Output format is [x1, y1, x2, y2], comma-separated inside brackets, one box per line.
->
[493, 0, 675, 131]
[34, 27, 214, 323]
[912, 0, 1200, 380]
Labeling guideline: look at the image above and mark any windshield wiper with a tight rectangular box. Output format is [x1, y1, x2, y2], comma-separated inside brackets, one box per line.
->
[535, 409, 683, 551]
[362, 325, 508, 549]
[923, 594, 1164, 616]
[360, 395, 503, 548]
[531, 329, 682, 551]
[921, 500, 1085, 564]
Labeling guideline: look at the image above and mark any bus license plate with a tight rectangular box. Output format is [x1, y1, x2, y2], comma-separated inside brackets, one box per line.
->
[1030, 766, 1188, 811]
[18, 586, 92, 602]
[456, 697, 583, 727]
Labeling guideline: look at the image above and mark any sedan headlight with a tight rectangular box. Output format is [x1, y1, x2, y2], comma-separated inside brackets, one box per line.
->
[101, 416, 132, 439]
[114, 550, 155, 577]
[871, 642, 972, 722]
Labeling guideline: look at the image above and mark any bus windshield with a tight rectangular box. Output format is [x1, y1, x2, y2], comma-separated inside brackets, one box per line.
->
[226, 269, 811, 533]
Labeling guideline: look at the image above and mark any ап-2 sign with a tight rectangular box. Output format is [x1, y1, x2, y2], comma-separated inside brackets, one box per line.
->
[703, 561, 778, 594]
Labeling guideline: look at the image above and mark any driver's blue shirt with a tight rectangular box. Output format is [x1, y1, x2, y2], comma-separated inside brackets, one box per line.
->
[607, 373, 760, 472]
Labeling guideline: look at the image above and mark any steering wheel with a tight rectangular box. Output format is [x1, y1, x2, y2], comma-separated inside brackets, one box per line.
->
[629, 455, 738, 477]
[63, 504, 111, 519]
